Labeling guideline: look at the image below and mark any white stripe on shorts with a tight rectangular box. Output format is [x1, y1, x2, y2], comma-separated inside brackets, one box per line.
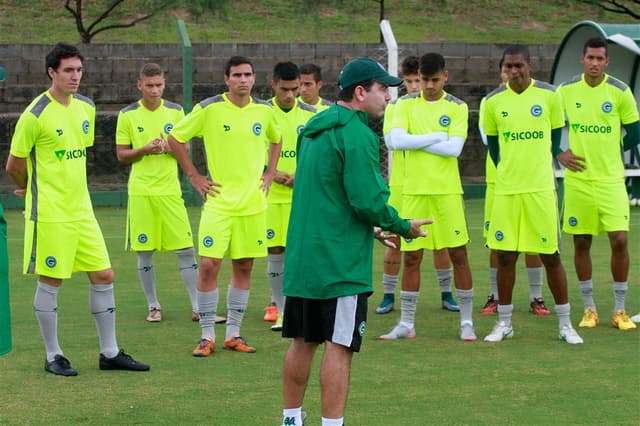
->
[332, 295, 358, 347]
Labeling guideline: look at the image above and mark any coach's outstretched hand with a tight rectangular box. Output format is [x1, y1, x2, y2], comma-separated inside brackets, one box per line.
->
[404, 218, 433, 239]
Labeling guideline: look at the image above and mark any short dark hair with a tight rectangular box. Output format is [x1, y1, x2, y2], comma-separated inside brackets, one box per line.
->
[502, 45, 530, 63]
[225, 56, 253, 76]
[401, 56, 420, 76]
[299, 63, 322, 82]
[45, 42, 83, 80]
[419, 53, 445, 76]
[139, 63, 164, 79]
[337, 79, 374, 102]
[583, 37, 608, 56]
[273, 61, 300, 82]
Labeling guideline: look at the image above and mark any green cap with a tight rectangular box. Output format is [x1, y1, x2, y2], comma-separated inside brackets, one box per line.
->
[338, 58, 402, 90]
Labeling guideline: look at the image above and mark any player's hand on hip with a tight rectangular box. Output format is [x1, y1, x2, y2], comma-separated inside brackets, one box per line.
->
[557, 149, 586, 172]
[404, 218, 433, 239]
[190, 174, 221, 200]
[13, 188, 26, 198]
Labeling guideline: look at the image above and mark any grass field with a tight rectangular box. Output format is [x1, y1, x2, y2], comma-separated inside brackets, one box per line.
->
[0, 200, 639, 425]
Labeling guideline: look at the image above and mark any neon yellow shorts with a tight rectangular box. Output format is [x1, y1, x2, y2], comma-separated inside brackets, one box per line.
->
[400, 194, 469, 251]
[388, 184, 403, 213]
[487, 191, 560, 254]
[562, 179, 629, 235]
[198, 210, 267, 259]
[266, 202, 292, 248]
[126, 195, 194, 252]
[24, 218, 111, 279]
[483, 182, 495, 240]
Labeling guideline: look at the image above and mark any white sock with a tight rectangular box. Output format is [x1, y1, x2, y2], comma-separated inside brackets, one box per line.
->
[322, 417, 343, 426]
[527, 267, 543, 300]
[436, 268, 453, 293]
[382, 273, 398, 295]
[34, 281, 62, 362]
[579, 279, 596, 311]
[90, 284, 119, 358]
[197, 289, 218, 340]
[137, 251, 159, 310]
[400, 290, 419, 328]
[267, 253, 285, 312]
[176, 248, 199, 312]
[489, 267, 498, 299]
[282, 408, 302, 426]
[555, 303, 571, 329]
[497, 304, 513, 327]
[456, 288, 473, 325]
[613, 281, 628, 313]
[226, 286, 250, 341]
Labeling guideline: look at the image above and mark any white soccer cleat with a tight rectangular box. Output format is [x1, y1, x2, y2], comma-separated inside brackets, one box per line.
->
[379, 323, 416, 340]
[631, 313, 640, 323]
[459, 323, 477, 341]
[559, 325, 584, 344]
[484, 321, 514, 342]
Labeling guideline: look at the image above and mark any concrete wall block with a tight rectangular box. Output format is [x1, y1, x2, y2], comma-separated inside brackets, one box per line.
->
[264, 44, 291, 61]
[236, 43, 265, 58]
[290, 43, 315, 58]
[192, 44, 213, 57]
[210, 43, 235, 57]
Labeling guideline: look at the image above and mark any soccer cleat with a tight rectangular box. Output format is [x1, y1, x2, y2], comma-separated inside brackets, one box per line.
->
[192, 337, 216, 357]
[99, 350, 150, 371]
[479, 295, 498, 314]
[44, 354, 78, 377]
[271, 313, 284, 332]
[459, 323, 477, 341]
[441, 292, 460, 312]
[375, 293, 395, 314]
[529, 298, 551, 316]
[191, 311, 200, 322]
[379, 323, 416, 340]
[631, 313, 640, 323]
[611, 310, 637, 331]
[263, 303, 278, 322]
[214, 315, 227, 324]
[146, 308, 162, 322]
[223, 336, 257, 353]
[578, 308, 599, 328]
[484, 321, 514, 342]
[559, 325, 584, 344]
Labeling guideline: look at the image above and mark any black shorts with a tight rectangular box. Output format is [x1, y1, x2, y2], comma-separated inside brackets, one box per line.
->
[282, 293, 370, 352]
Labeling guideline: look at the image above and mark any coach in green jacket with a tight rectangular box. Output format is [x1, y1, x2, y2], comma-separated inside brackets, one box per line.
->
[280, 58, 431, 426]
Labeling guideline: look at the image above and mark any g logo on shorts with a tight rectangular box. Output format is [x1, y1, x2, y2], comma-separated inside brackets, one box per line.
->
[358, 321, 366, 336]
[138, 233, 148, 243]
[601, 101, 612, 113]
[404, 237, 413, 243]
[164, 123, 173, 134]
[568, 217, 578, 227]
[82, 120, 90, 134]
[484, 221, 490, 231]
[266, 229, 275, 239]
[530, 105, 542, 117]
[45, 256, 57, 268]
[252, 123, 262, 135]
[202, 236, 214, 248]
[495, 230, 504, 241]
[439, 115, 451, 127]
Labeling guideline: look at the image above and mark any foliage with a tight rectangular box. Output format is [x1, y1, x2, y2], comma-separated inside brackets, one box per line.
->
[580, 0, 640, 19]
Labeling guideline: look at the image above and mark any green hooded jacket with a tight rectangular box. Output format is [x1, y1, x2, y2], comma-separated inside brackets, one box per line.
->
[283, 103, 411, 299]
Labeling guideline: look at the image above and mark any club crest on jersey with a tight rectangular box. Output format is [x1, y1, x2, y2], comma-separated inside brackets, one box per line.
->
[252, 122, 262, 135]
[530, 105, 542, 117]
[439, 115, 451, 127]
[82, 120, 90, 134]
[601, 101, 612, 113]
[297, 125, 305, 135]
[266, 229, 275, 239]
[495, 230, 504, 241]
[568, 217, 578, 227]
[45, 256, 57, 268]
[164, 123, 173, 134]
[138, 233, 148, 243]
[203, 236, 214, 248]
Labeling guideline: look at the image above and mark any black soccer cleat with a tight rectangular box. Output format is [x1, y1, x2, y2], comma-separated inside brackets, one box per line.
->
[99, 349, 150, 371]
[45, 354, 78, 377]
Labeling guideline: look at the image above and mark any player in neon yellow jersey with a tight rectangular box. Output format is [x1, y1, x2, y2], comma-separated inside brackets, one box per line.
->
[298, 63, 332, 112]
[263, 62, 316, 331]
[377, 55, 459, 316]
[557, 37, 639, 331]
[479, 60, 549, 317]
[482, 44, 582, 344]
[6, 42, 149, 375]
[116, 63, 200, 324]
[380, 53, 475, 342]
[168, 56, 282, 357]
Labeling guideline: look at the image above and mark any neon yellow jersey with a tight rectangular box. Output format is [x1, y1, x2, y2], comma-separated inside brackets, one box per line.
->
[267, 98, 316, 203]
[478, 97, 496, 184]
[559, 73, 639, 182]
[170, 93, 281, 216]
[483, 79, 564, 194]
[116, 99, 185, 196]
[391, 91, 468, 195]
[298, 96, 332, 112]
[383, 99, 405, 188]
[10, 91, 95, 222]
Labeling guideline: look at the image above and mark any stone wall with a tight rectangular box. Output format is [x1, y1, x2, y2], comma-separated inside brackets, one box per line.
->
[0, 42, 559, 191]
